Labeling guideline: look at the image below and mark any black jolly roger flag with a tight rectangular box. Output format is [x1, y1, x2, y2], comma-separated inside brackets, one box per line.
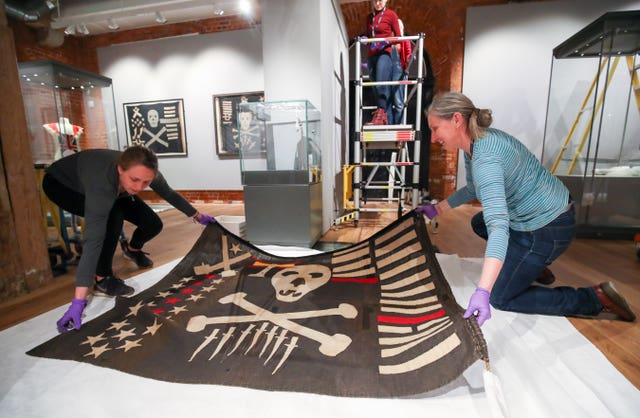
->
[28, 212, 489, 397]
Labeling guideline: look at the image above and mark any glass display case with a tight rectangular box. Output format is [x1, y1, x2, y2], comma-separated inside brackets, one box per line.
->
[541, 11, 640, 238]
[18, 59, 120, 165]
[238, 100, 323, 247]
[18, 60, 120, 270]
[238, 100, 322, 185]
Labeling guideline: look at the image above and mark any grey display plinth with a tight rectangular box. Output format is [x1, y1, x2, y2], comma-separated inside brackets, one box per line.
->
[558, 175, 639, 239]
[244, 182, 322, 247]
[237, 100, 323, 247]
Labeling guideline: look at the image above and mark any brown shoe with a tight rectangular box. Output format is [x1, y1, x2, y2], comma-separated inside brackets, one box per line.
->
[593, 282, 636, 322]
[365, 108, 388, 125]
[536, 267, 555, 285]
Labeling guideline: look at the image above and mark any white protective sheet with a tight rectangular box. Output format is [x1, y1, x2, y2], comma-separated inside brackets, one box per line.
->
[0, 252, 638, 418]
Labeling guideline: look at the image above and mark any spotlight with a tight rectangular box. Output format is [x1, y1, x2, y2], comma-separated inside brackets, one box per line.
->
[239, 0, 251, 15]
[214, 8, 224, 16]
[64, 25, 76, 35]
[107, 18, 119, 30]
[155, 12, 167, 24]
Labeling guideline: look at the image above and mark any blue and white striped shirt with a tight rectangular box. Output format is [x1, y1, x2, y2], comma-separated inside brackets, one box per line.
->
[447, 128, 569, 261]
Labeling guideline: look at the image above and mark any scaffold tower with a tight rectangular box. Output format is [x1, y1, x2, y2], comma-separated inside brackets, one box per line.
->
[336, 33, 425, 226]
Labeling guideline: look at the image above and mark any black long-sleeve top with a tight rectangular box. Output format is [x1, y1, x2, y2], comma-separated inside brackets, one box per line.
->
[46, 149, 196, 287]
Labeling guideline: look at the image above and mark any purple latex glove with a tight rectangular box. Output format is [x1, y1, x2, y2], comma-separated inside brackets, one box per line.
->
[415, 204, 438, 220]
[463, 288, 491, 327]
[56, 298, 87, 333]
[196, 213, 216, 225]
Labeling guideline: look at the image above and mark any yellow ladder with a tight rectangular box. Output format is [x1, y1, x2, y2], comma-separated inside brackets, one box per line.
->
[552, 57, 620, 174]
[626, 54, 640, 116]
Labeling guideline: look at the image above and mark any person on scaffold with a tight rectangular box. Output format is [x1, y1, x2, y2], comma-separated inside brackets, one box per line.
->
[364, 0, 402, 126]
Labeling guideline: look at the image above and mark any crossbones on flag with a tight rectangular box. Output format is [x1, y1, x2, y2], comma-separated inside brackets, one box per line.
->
[28, 212, 489, 397]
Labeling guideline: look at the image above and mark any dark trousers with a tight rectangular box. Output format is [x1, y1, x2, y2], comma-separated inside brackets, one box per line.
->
[42, 173, 162, 277]
[470, 208, 601, 317]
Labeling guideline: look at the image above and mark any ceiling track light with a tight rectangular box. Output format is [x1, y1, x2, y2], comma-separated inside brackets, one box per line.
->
[239, 0, 251, 15]
[107, 18, 119, 31]
[214, 8, 224, 16]
[155, 12, 167, 24]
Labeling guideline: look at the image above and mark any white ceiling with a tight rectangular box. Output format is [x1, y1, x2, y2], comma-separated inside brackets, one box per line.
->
[46, 0, 369, 36]
[49, 0, 258, 36]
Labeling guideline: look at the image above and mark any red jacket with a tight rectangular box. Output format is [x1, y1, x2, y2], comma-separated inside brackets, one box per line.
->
[398, 39, 412, 70]
[366, 7, 401, 57]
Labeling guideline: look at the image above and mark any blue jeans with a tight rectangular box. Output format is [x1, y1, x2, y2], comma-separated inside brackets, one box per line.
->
[390, 73, 406, 124]
[389, 48, 405, 124]
[368, 52, 393, 111]
[471, 207, 601, 317]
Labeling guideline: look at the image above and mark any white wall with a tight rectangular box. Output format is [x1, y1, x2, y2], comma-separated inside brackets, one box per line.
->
[98, 2, 348, 233]
[262, 0, 321, 106]
[459, 0, 640, 188]
[97, 29, 264, 190]
[320, 1, 350, 230]
[262, 0, 349, 230]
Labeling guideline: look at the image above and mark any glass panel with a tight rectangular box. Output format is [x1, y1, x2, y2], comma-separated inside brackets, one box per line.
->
[18, 60, 119, 165]
[238, 100, 321, 185]
[541, 12, 640, 237]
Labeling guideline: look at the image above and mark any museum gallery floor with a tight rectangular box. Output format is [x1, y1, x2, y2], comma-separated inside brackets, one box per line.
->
[1, 213, 638, 417]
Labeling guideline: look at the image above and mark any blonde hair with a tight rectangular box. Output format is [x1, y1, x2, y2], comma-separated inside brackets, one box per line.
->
[427, 92, 492, 141]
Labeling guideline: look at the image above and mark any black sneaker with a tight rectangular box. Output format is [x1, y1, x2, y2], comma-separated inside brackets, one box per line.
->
[94, 275, 135, 297]
[121, 241, 153, 268]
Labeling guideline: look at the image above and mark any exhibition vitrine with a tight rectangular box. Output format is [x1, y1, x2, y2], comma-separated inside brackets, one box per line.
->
[18, 59, 119, 164]
[541, 11, 640, 238]
[238, 100, 323, 247]
[18, 59, 119, 270]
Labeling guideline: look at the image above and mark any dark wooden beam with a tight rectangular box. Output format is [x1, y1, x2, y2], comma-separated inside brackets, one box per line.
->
[0, 0, 52, 301]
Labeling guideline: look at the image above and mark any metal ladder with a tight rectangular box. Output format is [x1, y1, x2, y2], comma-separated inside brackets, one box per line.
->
[336, 33, 425, 227]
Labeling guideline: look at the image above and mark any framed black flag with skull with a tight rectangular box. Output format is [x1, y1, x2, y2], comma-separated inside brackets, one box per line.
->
[123, 98, 187, 157]
[28, 212, 489, 398]
[213, 91, 265, 156]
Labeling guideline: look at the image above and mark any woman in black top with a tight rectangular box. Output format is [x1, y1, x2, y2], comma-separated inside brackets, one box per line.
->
[43, 145, 215, 333]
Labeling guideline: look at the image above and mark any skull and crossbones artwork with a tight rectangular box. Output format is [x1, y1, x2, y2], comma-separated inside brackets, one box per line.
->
[232, 110, 263, 152]
[125, 100, 186, 156]
[186, 260, 358, 374]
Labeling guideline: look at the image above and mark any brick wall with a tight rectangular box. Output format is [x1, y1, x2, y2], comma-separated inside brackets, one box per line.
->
[138, 190, 244, 204]
[341, 0, 517, 199]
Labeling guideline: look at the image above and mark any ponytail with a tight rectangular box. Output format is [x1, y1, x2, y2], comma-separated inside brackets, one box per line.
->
[428, 92, 492, 141]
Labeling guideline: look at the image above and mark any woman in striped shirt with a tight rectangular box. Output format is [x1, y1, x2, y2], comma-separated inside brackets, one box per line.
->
[417, 92, 635, 326]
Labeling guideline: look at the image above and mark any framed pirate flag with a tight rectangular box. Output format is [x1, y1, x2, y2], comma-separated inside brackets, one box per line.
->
[123, 98, 187, 157]
[213, 91, 265, 156]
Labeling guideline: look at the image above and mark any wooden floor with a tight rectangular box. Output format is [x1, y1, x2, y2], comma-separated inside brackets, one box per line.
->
[1, 203, 638, 389]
